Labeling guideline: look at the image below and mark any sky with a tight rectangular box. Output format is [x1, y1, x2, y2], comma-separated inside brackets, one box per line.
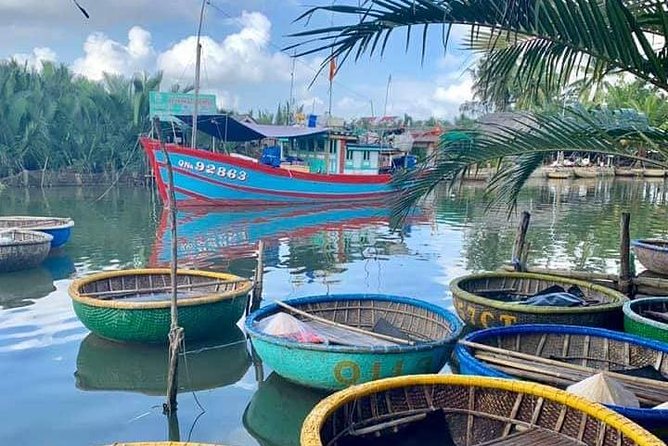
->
[1, 0, 478, 120]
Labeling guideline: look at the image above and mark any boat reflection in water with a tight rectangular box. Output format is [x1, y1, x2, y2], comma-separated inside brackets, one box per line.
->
[150, 202, 425, 271]
[243, 373, 329, 446]
[0, 253, 74, 309]
[74, 326, 250, 395]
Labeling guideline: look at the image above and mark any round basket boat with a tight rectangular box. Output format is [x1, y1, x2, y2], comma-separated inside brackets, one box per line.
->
[0, 215, 74, 248]
[301, 374, 663, 446]
[624, 297, 668, 343]
[0, 229, 53, 273]
[69, 268, 253, 343]
[108, 443, 222, 445]
[450, 272, 627, 329]
[75, 327, 250, 395]
[632, 240, 668, 276]
[245, 294, 463, 390]
[455, 324, 668, 434]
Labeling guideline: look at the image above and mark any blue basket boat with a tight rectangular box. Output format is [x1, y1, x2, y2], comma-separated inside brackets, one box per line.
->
[454, 324, 668, 435]
[246, 294, 463, 390]
[0, 216, 74, 248]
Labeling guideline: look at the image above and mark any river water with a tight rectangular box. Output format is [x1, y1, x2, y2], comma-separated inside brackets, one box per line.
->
[0, 178, 667, 446]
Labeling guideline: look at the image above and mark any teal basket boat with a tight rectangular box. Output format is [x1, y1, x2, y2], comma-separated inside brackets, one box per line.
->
[69, 268, 253, 343]
[624, 297, 668, 343]
[245, 294, 463, 390]
[450, 272, 628, 329]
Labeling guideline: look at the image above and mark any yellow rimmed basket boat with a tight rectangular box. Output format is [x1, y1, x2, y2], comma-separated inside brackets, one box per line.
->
[69, 268, 253, 343]
[450, 272, 627, 330]
[300, 374, 664, 446]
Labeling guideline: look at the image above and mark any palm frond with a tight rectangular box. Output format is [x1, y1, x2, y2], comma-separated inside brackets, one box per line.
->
[289, 0, 668, 91]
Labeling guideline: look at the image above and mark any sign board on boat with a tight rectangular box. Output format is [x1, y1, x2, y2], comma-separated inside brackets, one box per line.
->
[149, 92, 217, 120]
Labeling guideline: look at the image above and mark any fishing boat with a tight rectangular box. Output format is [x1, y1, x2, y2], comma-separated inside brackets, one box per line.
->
[243, 373, 328, 446]
[140, 118, 405, 207]
[245, 294, 463, 390]
[546, 168, 572, 179]
[643, 169, 666, 178]
[75, 327, 250, 395]
[300, 374, 663, 446]
[69, 268, 253, 343]
[0, 229, 52, 273]
[455, 324, 668, 434]
[632, 239, 668, 275]
[624, 297, 668, 343]
[0, 216, 74, 248]
[573, 167, 599, 178]
[450, 272, 628, 329]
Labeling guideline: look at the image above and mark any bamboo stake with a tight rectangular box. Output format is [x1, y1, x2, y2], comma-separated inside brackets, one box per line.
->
[511, 211, 531, 272]
[619, 213, 632, 295]
[85, 278, 249, 299]
[275, 301, 413, 345]
[459, 340, 668, 392]
[154, 117, 181, 415]
[249, 240, 264, 314]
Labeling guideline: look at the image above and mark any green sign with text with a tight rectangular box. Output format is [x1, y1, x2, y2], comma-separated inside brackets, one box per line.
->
[149, 91, 217, 119]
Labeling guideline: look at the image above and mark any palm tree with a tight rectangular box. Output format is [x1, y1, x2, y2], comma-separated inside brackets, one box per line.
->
[290, 0, 668, 214]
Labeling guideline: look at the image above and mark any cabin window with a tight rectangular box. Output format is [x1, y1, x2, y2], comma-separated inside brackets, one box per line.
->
[363, 151, 371, 161]
[308, 139, 315, 152]
[346, 150, 353, 160]
[329, 142, 336, 154]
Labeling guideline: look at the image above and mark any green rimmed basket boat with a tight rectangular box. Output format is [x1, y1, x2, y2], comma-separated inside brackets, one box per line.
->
[300, 374, 664, 446]
[624, 297, 668, 343]
[450, 272, 628, 330]
[245, 294, 463, 390]
[69, 268, 253, 343]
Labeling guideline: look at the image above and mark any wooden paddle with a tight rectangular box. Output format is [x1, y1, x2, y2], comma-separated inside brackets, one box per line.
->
[275, 300, 414, 346]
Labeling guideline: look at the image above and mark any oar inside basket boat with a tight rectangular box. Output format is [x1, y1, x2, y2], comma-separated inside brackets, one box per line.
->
[245, 294, 463, 390]
[300, 375, 664, 446]
[450, 272, 627, 329]
[69, 268, 253, 343]
[455, 324, 668, 433]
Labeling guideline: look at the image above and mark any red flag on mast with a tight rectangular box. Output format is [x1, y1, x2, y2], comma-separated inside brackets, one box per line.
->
[328, 57, 337, 81]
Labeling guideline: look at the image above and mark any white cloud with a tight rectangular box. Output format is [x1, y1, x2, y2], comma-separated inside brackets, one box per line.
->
[11, 47, 57, 70]
[72, 26, 155, 81]
[158, 11, 295, 87]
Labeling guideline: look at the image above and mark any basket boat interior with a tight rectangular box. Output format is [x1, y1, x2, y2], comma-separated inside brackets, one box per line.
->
[318, 382, 637, 446]
[260, 298, 458, 345]
[0, 217, 70, 229]
[78, 272, 249, 303]
[458, 276, 618, 305]
[628, 299, 668, 325]
[0, 229, 50, 245]
[469, 330, 668, 408]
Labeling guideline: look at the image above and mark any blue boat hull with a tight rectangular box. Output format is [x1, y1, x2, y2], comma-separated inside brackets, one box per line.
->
[42, 226, 72, 248]
[455, 324, 668, 433]
[141, 138, 394, 206]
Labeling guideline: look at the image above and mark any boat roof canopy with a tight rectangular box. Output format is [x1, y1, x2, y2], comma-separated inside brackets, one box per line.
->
[176, 114, 329, 142]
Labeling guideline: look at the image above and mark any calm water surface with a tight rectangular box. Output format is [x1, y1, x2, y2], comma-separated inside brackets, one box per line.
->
[0, 178, 667, 446]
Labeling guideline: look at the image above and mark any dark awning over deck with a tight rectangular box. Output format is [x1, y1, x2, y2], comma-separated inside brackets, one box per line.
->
[176, 114, 329, 142]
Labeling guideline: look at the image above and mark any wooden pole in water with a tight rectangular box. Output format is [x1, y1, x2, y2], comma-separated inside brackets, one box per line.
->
[512, 211, 531, 271]
[249, 240, 264, 314]
[153, 117, 183, 415]
[619, 212, 631, 295]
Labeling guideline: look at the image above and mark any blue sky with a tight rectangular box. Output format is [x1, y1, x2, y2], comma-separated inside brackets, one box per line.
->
[1, 0, 476, 119]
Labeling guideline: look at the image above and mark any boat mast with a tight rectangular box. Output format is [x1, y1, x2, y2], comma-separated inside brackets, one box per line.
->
[191, 0, 207, 149]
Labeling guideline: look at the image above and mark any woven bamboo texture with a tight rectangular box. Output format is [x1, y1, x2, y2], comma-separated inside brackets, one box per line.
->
[301, 375, 663, 446]
[0, 229, 52, 272]
[624, 298, 668, 343]
[632, 240, 668, 276]
[69, 269, 252, 343]
[450, 272, 627, 329]
[0, 215, 73, 230]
